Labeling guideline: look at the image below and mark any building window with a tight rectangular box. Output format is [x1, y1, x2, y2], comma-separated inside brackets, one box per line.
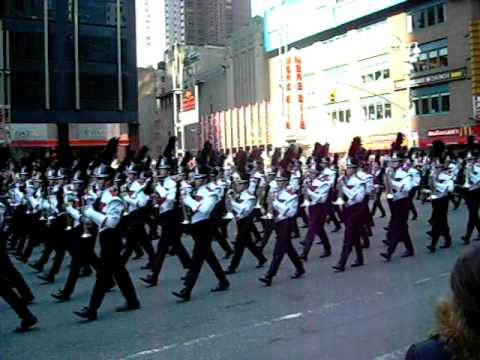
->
[362, 97, 392, 121]
[412, 91, 450, 116]
[330, 107, 351, 124]
[409, 3, 446, 32]
[412, 40, 448, 73]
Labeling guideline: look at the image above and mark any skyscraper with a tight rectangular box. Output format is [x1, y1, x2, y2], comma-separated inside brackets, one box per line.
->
[165, 0, 251, 48]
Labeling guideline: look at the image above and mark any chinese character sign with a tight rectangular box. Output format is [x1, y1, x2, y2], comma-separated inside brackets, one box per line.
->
[285, 54, 306, 131]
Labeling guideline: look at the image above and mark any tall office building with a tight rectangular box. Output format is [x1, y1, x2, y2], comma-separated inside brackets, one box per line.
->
[165, 0, 251, 48]
[0, 0, 138, 148]
[136, 0, 165, 68]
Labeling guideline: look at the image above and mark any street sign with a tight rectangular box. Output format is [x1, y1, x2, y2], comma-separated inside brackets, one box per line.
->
[474, 95, 480, 121]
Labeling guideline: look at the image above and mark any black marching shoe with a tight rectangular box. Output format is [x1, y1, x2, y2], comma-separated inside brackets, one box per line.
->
[259, 276, 272, 287]
[256, 257, 268, 268]
[51, 290, 70, 302]
[426, 245, 436, 253]
[172, 289, 191, 302]
[140, 275, 157, 287]
[73, 307, 97, 321]
[211, 281, 230, 292]
[291, 269, 305, 279]
[116, 301, 140, 312]
[38, 273, 54, 284]
[22, 295, 35, 305]
[380, 253, 391, 262]
[461, 236, 470, 245]
[14, 315, 38, 333]
[332, 265, 345, 272]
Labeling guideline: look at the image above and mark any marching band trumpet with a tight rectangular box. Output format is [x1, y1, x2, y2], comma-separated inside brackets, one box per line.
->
[80, 197, 92, 238]
[384, 167, 394, 200]
[223, 189, 235, 220]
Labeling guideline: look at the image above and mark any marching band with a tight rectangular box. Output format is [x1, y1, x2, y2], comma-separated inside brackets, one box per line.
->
[1, 133, 480, 333]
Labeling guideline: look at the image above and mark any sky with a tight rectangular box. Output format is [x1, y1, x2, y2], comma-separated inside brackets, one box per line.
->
[136, 0, 274, 68]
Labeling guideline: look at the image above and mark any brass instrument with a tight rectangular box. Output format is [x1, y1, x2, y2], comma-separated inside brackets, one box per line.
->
[223, 189, 235, 220]
[383, 167, 394, 200]
[260, 186, 275, 220]
[463, 163, 472, 189]
[179, 185, 192, 225]
[64, 191, 77, 231]
[300, 177, 311, 208]
[80, 196, 92, 238]
[332, 173, 346, 206]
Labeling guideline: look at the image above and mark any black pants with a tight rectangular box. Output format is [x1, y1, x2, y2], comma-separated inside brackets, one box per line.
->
[259, 218, 274, 249]
[387, 197, 414, 256]
[337, 203, 364, 267]
[211, 216, 233, 254]
[89, 228, 139, 311]
[464, 188, 480, 240]
[20, 215, 46, 262]
[371, 189, 386, 217]
[0, 237, 35, 321]
[302, 203, 330, 257]
[62, 226, 99, 296]
[409, 187, 419, 219]
[183, 220, 228, 293]
[151, 210, 191, 281]
[266, 218, 304, 278]
[121, 211, 155, 265]
[36, 217, 67, 277]
[430, 196, 451, 248]
[327, 204, 343, 227]
[228, 216, 266, 271]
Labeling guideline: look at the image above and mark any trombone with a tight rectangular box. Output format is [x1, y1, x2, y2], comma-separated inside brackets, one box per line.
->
[80, 196, 92, 238]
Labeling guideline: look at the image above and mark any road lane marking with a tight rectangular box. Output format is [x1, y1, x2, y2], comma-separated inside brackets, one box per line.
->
[374, 346, 409, 360]
[414, 278, 431, 285]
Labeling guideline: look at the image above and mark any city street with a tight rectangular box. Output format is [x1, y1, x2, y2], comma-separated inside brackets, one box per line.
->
[0, 199, 473, 360]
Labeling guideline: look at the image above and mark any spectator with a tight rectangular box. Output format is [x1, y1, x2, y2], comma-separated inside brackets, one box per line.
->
[405, 246, 480, 359]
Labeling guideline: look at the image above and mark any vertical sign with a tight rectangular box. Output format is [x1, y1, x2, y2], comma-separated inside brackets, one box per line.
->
[231, 108, 238, 150]
[474, 96, 480, 121]
[245, 104, 252, 147]
[226, 109, 232, 152]
[285, 57, 292, 129]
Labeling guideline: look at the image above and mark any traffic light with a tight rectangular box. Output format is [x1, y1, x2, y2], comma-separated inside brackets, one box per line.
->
[470, 20, 480, 95]
[329, 89, 336, 103]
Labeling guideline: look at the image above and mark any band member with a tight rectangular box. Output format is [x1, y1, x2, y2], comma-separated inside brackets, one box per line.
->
[332, 141, 366, 272]
[461, 150, 480, 244]
[370, 154, 386, 218]
[427, 154, 455, 253]
[380, 136, 415, 261]
[224, 173, 267, 274]
[172, 166, 230, 302]
[407, 154, 421, 221]
[301, 157, 333, 261]
[140, 157, 192, 287]
[0, 200, 37, 333]
[51, 171, 99, 301]
[259, 168, 305, 286]
[74, 164, 140, 320]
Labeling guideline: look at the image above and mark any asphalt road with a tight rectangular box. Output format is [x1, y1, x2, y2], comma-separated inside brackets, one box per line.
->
[1, 199, 476, 360]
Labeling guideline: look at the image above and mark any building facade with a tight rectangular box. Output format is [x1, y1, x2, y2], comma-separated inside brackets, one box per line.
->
[262, 0, 480, 152]
[0, 0, 138, 148]
[165, 0, 251, 48]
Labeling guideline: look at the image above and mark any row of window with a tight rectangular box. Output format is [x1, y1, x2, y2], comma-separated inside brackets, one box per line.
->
[408, 3, 446, 32]
[413, 93, 450, 115]
[412, 47, 448, 73]
[362, 101, 392, 121]
[361, 69, 390, 84]
[331, 109, 351, 124]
